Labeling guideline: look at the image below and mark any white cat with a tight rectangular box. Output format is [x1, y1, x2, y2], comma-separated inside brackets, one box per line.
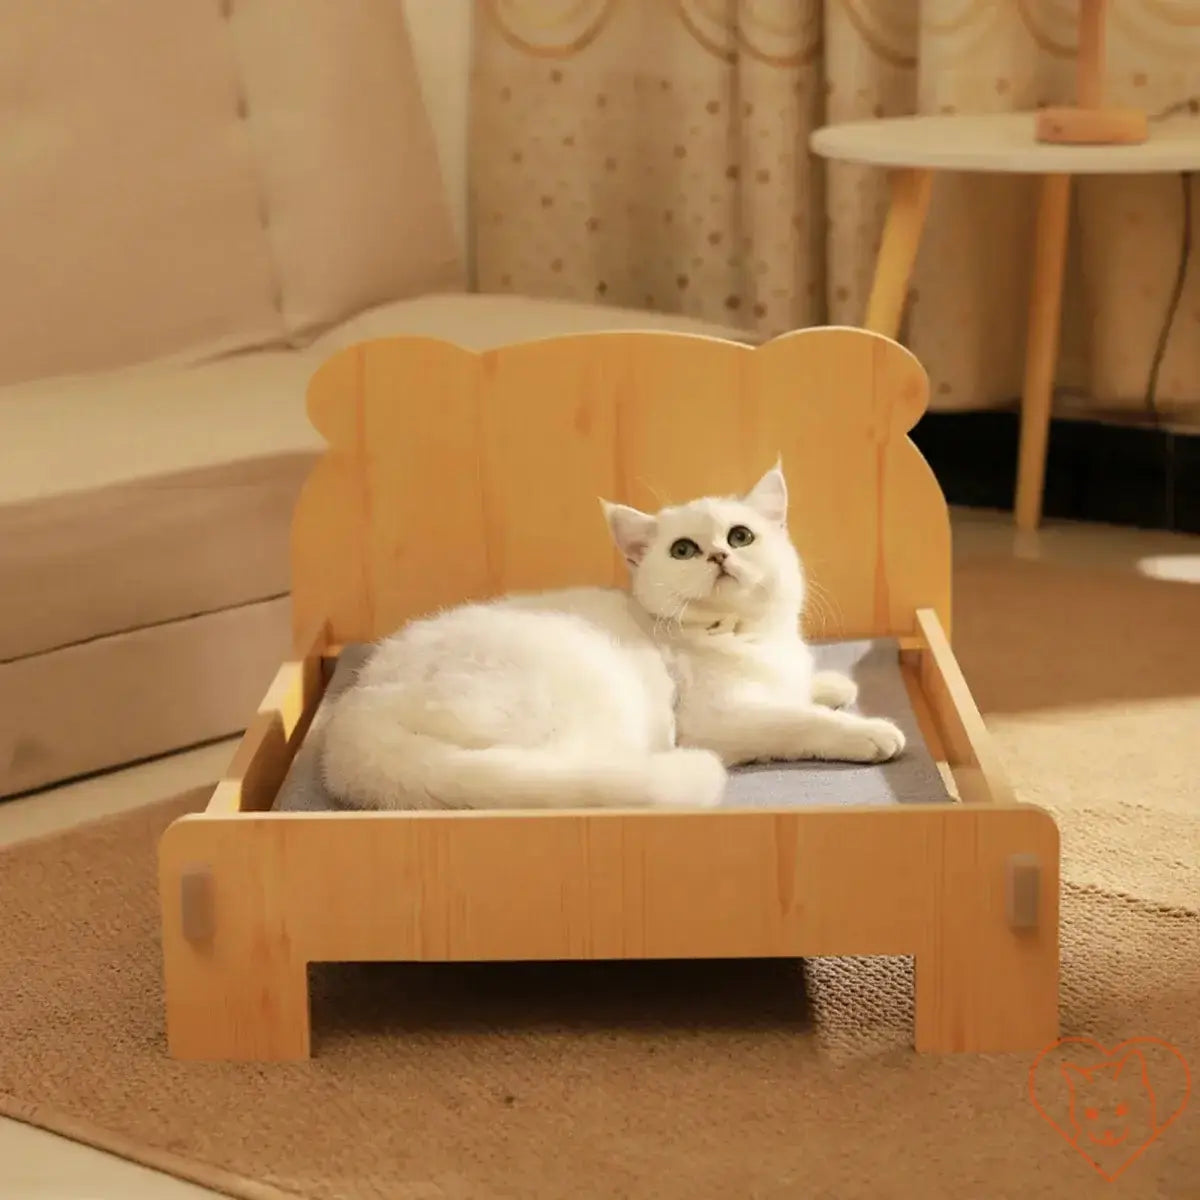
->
[319, 464, 906, 811]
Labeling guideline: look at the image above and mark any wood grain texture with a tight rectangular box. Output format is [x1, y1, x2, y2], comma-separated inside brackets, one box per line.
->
[1034, 106, 1147, 146]
[1077, 0, 1108, 109]
[205, 624, 329, 816]
[290, 328, 951, 646]
[913, 609, 1017, 807]
[160, 802, 1060, 1060]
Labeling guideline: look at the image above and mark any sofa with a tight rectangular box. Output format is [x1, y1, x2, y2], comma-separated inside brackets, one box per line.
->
[0, 0, 750, 798]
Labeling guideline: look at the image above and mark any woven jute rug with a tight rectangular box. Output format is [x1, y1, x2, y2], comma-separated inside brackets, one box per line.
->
[1, 556, 1198, 1199]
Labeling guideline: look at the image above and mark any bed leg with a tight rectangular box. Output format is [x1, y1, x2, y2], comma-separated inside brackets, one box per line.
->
[163, 950, 311, 1061]
[160, 855, 312, 1061]
[914, 932, 1058, 1054]
[913, 815, 1060, 1053]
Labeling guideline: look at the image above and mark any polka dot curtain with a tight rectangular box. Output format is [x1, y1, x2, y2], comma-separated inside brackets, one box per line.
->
[472, 0, 1200, 421]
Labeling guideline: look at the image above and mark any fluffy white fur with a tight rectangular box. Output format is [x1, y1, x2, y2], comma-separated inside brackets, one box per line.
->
[320, 464, 906, 811]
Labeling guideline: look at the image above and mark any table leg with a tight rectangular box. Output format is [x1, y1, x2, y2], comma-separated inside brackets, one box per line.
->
[864, 168, 934, 338]
[1015, 174, 1072, 532]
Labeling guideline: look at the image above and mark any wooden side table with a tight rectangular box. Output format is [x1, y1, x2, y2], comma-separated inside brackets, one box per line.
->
[810, 112, 1200, 531]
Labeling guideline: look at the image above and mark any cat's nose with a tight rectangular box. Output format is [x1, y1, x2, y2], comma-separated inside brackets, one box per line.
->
[708, 550, 727, 565]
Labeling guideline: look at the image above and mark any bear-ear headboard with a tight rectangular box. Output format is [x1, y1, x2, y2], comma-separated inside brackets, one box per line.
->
[290, 325, 950, 648]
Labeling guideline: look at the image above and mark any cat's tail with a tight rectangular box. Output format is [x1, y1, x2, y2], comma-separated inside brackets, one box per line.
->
[319, 707, 727, 812]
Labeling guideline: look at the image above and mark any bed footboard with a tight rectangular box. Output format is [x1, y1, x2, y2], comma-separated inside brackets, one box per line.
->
[159, 801, 1058, 1061]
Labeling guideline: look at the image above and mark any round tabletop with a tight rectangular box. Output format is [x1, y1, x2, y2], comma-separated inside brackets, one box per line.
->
[809, 111, 1200, 174]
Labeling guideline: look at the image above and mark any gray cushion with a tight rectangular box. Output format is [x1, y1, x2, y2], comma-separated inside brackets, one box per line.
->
[273, 638, 952, 812]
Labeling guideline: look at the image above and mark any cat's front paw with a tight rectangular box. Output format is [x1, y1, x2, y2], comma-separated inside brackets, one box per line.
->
[835, 717, 906, 763]
[811, 670, 857, 709]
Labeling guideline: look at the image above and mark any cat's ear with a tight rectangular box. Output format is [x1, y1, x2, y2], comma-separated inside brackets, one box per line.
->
[1060, 1063, 1090, 1091]
[600, 499, 657, 566]
[742, 459, 788, 526]
[1112, 1049, 1151, 1085]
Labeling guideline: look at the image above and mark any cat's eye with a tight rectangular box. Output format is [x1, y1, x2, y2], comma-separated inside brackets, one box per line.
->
[669, 538, 702, 559]
[728, 524, 755, 548]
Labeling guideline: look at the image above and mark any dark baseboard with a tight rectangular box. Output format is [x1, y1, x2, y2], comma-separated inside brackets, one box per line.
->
[908, 409, 1200, 535]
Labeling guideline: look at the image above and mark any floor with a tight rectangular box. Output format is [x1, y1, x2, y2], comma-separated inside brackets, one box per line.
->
[2, 507, 1198, 1199]
[0, 738, 237, 1200]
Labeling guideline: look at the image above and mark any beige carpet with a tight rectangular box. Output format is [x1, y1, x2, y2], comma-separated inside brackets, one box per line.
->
[953, 558, 1200, 911]
[1, 557, 1198, 1200]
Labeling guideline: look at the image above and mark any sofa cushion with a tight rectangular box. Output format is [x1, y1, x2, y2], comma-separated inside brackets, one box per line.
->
[0, 352, 322, 662]
[229, 0, 463, 341]
[1, 293, 753, 662]
[0, 1, 286, 386]
[0, 1, 461, 388]
[314, 292, 759, 353]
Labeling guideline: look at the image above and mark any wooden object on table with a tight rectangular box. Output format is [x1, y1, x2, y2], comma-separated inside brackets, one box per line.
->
[1035, 0, 1147, 146]
[158, 327, 1059, 1062]
[810, 112, 1200, 532]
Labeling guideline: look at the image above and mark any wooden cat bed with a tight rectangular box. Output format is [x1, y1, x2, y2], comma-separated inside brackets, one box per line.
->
[158, 326, 1060, 1062]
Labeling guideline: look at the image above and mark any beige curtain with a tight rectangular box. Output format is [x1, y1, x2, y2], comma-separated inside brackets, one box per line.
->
[470, 1, 1200, 422]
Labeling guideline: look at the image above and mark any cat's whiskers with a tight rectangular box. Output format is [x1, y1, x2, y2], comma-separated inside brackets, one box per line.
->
[803, 575, 841, 638]
[634, 477, 671, 509]
[643, 580, 674, 639]
[652, 593, 690, 640]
